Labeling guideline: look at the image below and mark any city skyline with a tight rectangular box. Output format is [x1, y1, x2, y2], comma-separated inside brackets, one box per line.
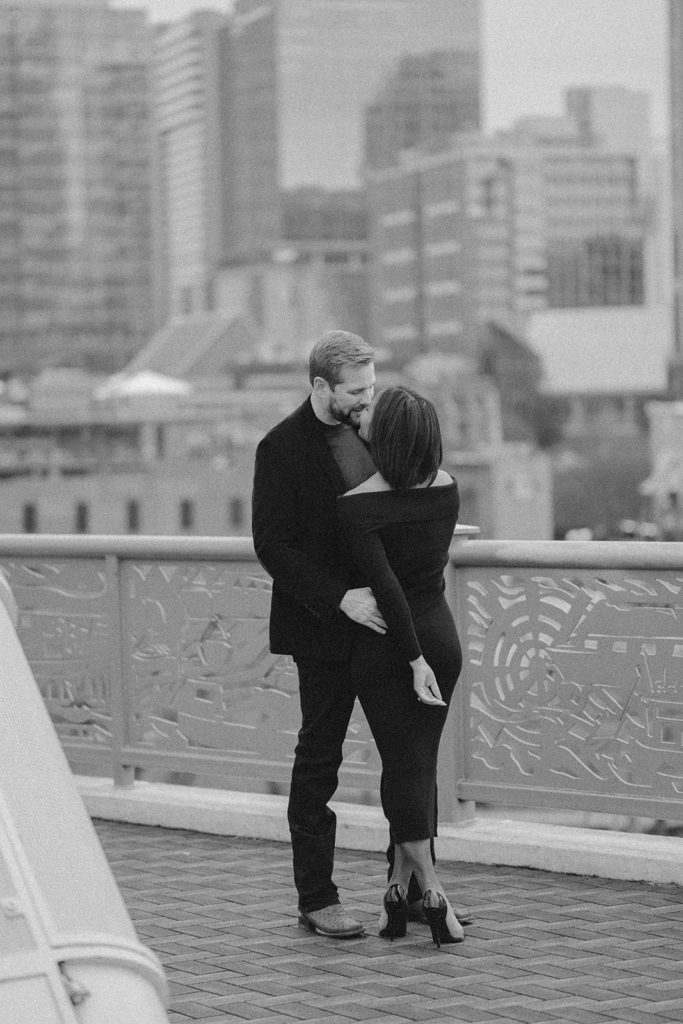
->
[112, 0, 669, 137]
[227, 0, 480, 194]
[0, 1, 153, 375]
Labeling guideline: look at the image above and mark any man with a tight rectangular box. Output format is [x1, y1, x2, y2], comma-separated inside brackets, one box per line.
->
[252, 330, 385, 937]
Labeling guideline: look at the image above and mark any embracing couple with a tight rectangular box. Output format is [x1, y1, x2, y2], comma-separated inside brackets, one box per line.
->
[252, 330, 471, 948]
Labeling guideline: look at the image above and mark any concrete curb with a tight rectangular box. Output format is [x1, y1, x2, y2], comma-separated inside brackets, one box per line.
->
[77, 777, 683, 887]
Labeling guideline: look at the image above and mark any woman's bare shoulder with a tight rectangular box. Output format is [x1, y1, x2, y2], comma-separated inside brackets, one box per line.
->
[343, 472, 390, 497]
[430, 469, 455, 488]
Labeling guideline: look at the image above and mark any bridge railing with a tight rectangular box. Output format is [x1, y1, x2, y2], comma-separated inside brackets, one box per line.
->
[448, 539, 683, 822]
[2, 533, 683, 824]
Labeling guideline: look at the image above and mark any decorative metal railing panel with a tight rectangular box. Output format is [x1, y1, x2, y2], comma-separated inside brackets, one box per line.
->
[3, 535, 683, 821]
[451, 541, 683, 818]
[122, 561, 295, 759]
[3, 556, 114, 749]
[0, 537, 383, 802]
[119, 557, 380, 794]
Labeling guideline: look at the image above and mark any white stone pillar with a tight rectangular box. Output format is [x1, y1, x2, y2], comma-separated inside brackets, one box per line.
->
[0, 576, 169, 1022]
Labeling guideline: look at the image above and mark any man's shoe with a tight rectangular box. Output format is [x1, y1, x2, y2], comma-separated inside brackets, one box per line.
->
[407, 899, 474, 926]
[298, 904, 364, 937]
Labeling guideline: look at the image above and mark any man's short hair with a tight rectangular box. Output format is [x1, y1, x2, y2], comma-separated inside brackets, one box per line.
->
[308, 330, 374, 386]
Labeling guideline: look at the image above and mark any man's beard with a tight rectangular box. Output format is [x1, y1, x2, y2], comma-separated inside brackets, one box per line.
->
[329, 402, 362, 426]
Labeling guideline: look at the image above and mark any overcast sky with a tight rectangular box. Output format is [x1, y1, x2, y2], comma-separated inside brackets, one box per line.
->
[113, 0, 669, 136]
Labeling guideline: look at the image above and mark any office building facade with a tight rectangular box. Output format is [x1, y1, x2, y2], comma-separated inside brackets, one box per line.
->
[543, 147, 646, 308]
[228, 0, 480, 258]
[366, 132, 546, 362]
[365, 49, 481, 171]
[670, 0, 683, 392]
[366, 124, 649, 362]
[0, 0, 152, 374]
[152, 11, 234, 324]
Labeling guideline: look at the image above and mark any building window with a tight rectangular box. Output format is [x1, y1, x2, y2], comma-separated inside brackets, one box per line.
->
[156, 425, 165, 459]
[428, 318, 462, 337]
[180, 286, 193, 315]
[426, 280, 462, 297]
[75, 502, 89, 534]
[548, 235, 644, 308]
[230, 498, 245, 529]
[180, 499, 194, 531]
[425, 199, 460, 218]
[383, 285, 417, 303]
[381, 247, 416, 265]
[22, 503, 37, 533]
[126, 499, 140, 533]
[380, 208, 416, 228]
[425, 239, 461, 258]
[248, 272, 265, 326]
[383, 324, 419, 343]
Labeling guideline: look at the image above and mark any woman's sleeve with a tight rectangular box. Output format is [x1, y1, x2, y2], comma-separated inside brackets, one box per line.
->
[339, 503, 421, 662]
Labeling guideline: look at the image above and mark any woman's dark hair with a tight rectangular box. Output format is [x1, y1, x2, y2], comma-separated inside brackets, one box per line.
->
[369, 386, 442, 490]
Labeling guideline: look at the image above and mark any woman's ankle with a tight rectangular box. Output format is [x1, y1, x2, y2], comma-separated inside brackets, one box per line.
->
[423, 888, 441, 905]
[386, 876, 410, 895]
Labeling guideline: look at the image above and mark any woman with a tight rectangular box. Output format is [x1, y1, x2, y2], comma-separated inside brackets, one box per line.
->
[337, 385, 464, 949]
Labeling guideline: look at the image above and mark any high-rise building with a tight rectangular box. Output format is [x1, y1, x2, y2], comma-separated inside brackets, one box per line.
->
[364, 50, 481, 171]
[543, 145, 646, 308]
[0, 0, 152, 374]
[229, 0, 480, 258]
[670, 0, 683, 393]
[366, 123, 649, 362]
[366, 132, 546, 363]
[558, 87, 662, 310]
[151, 11, 233, 323]
[509, 113, 649, 310]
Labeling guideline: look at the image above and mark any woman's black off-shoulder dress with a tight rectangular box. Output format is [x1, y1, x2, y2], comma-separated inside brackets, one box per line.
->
[337, 480, 462, 844]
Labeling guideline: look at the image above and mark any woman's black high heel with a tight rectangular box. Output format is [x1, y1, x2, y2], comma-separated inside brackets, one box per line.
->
[422, 890, 464, 948]
[379, 883, 408, 939]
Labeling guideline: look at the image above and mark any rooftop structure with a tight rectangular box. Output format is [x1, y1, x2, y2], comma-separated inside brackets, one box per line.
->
[526, 307, 672, 396]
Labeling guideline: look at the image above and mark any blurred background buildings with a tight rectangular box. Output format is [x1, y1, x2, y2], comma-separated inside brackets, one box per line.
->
[0, 0, 679, 540]
[0, 0, 152, 374]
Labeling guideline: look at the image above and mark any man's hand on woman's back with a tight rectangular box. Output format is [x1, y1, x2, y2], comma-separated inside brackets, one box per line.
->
[339, 588, 387, 634]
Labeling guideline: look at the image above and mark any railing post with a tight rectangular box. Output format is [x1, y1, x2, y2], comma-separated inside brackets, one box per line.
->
[106, 554, 134, 787]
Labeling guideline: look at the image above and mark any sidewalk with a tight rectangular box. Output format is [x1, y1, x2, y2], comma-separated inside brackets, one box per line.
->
[96, 819, 683, 1024]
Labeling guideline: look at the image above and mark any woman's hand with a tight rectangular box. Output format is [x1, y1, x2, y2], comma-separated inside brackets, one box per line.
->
[410, 656, 446, 706]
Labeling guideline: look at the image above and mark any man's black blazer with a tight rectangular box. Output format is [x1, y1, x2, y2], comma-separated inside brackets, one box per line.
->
[252, 397, 357, 661]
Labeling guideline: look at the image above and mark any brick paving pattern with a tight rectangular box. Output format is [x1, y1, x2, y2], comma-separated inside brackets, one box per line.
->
[95, 819, 683, 1024]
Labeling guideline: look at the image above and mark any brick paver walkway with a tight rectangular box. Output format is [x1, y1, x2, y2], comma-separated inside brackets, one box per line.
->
[95, 819, 683, 1024]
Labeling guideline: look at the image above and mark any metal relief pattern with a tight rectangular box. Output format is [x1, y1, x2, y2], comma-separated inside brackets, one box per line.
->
[0, 559, 112, 748]
[122, 560, 380, 784]
[464, 569, 683, 798]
